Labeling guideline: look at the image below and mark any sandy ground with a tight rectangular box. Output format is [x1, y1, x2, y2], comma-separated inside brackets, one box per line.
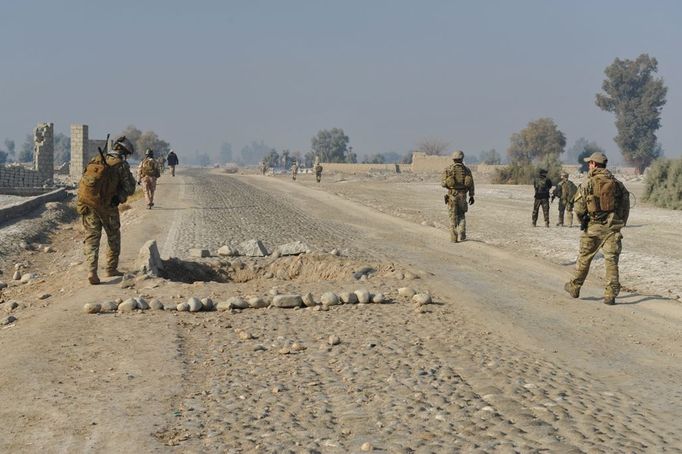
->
[0, 167, 681, 452]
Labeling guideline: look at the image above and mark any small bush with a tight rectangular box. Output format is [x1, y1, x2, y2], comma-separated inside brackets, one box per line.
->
[492, 156, 563, 185]
[643, 158, 682, 209]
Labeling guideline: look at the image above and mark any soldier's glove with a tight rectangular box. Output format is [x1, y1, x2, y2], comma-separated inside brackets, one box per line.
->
[469, 196, 475, 205]
[110, 195, 121, 208]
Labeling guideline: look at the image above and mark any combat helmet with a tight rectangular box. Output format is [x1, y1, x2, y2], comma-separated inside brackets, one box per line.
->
[113, 136, 135, 155]
[538, 168, 548, 176]
[145, 148, 154, 158]
[451, 150, 464, 160]
[561, 171, 569, 178]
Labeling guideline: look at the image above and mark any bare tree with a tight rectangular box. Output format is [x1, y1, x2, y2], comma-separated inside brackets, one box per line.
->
[416, 138, 450, 156]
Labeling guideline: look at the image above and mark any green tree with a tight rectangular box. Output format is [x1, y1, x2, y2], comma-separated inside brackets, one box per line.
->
[362, 153, 386, 164]
[311, 128, 350, 163]
[18, 134, 33, 162]
[496, 118, 566, 184]
[0, 150, 7, 164]
[263, 149, 279, 168]
[239, 140, 272, 165]
[643, 158, 682, 209]
[507, 118, 566, 165]
[118, 125, 170, 157]
[596, 54, 667, 174]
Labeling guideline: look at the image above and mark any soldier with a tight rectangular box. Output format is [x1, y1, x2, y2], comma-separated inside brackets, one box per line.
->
[291, 161, 299, 181]
[167, 149, 179, 176]
[441, 150, 475, 243]
[76, 136, 136, 285]
[260, 160, 267, 175]
[314, 159, 323, 183]
[137, 148, 161, 209]
[552, 171, 578, 226]
[532, 168, 552, 227]
[564, 152, 629, 305]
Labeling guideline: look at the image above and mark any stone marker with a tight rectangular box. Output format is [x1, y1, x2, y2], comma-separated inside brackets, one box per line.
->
[272, 294, 303, 308]
[83, 303, 101, 314]
[412, 293, 432, 305]
[118, 298, 137, 313]
[1, 315, 17, 325]
[189, 248, 210, 258]
[20, 273, 37, 283]
[12, 271, 21, 280]
[138, 240, 164, 276]
[248, 297, 268, 309]
[237, 239, 268, 257]
[320, 292, 340, 306]
[276, 241, 310, 256]
[226, 296, 249, 309]
[149, 299, 164, 310]
[339, 292, 358, 304]
[187, 297, 203, 312]
[201, 297, 214, 311]
[177, 302, 190, 312]
[135, 297, 150, 310]
[398, 287, 416, 298]
[328, 335, 341, 346]
[371, 293, 385, 304]
[302, 293, 317, 307]
[100, 301, 119, 312]
[354, 289, 371, 304]
[215, 300, 231, 311]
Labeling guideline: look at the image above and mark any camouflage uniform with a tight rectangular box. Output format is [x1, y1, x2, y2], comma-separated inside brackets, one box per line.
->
[77, 152, 136, 278]
[441, 153, 475, 242]
[532, 172, 552, 227]
[137, 157, 160, 208]
[565, 160, 629, 305]
[552, 175, 578, 226]
[314, 164, 323, 183]
[291, 163, 299, 180]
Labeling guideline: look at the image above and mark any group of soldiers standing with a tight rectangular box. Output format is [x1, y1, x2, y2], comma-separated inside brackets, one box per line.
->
[441, 150, 630, 306]
[260, 158, 323, 183]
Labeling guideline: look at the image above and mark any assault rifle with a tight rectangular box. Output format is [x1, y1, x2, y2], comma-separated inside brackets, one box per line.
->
[98, 133, 110, 164]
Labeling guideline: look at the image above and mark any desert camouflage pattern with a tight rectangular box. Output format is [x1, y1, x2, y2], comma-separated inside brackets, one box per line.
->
[141, 176, 157, 205]
[566, 168, 630, 300]
[553, 178, 578, 226]
[77, 153, 136, 275]
[441, 162, 475, 242]
[291, 163, 299, 180]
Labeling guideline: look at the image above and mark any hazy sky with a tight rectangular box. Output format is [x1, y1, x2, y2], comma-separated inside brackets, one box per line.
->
[1, 0, 680, 162]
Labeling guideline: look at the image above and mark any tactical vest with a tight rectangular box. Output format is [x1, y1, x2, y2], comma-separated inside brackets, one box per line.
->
[140, 158, 159, 177]
[447, 164, 469, 191]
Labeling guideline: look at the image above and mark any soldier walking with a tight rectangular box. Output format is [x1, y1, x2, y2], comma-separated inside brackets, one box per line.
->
[441, 150, 475, 243]
[532, 168, 552, 227]
[314, 159, 323, 183]
[76, 136, 136, 285]
[564, 152, 629, 305]
[552, 171, 578, 226]
[167, 149, 179, 176]
[291, 161, 299, 180]
[138, 148, 161, 209]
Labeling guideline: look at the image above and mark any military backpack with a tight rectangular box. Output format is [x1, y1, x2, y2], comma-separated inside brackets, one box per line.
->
[140, 158, 160, 178]
[586, 173, 617, 213]
[77, 155, 118, 209]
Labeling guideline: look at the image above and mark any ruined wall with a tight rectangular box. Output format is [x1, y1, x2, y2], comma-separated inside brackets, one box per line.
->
[319, 163, 403, 173]
[70, 124, 88, 178]
[0, 164, 43, 188]
[33, 122, 54, 184]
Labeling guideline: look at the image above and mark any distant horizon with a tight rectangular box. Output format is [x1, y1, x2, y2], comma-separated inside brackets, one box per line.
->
[1, 1, 680, 165]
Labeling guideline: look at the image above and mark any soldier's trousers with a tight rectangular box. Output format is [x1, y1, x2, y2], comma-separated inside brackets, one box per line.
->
[82, 208, 121, 273]
[568, 223, 623, 298]
[141, 176, 157, 205]
[558, 202, 573, 226]
[448, 194, 468, 242]
[316, 172, 322, 183]
[532, 198, 550, 226]
[170, 165, 176, 176]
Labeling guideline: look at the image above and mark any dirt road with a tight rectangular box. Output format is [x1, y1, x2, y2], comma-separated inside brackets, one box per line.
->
[1, 168, 680, 452]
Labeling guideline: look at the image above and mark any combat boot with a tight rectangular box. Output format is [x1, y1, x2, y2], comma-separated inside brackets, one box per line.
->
[603, 296, 615, 305]
[105, 269, 124, 277]
[564, 282, 580, 298]
[88, 272, 100, 285]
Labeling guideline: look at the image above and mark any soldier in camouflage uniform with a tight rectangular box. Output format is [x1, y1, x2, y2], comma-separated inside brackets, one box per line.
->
[564, 152, 629, 305]
[532, 168, 552, 227]
[291, 161, 299, 181]
[441, 150, 475, 243]
[77, 136, 137, 285]
[552, 171, 578, 226]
